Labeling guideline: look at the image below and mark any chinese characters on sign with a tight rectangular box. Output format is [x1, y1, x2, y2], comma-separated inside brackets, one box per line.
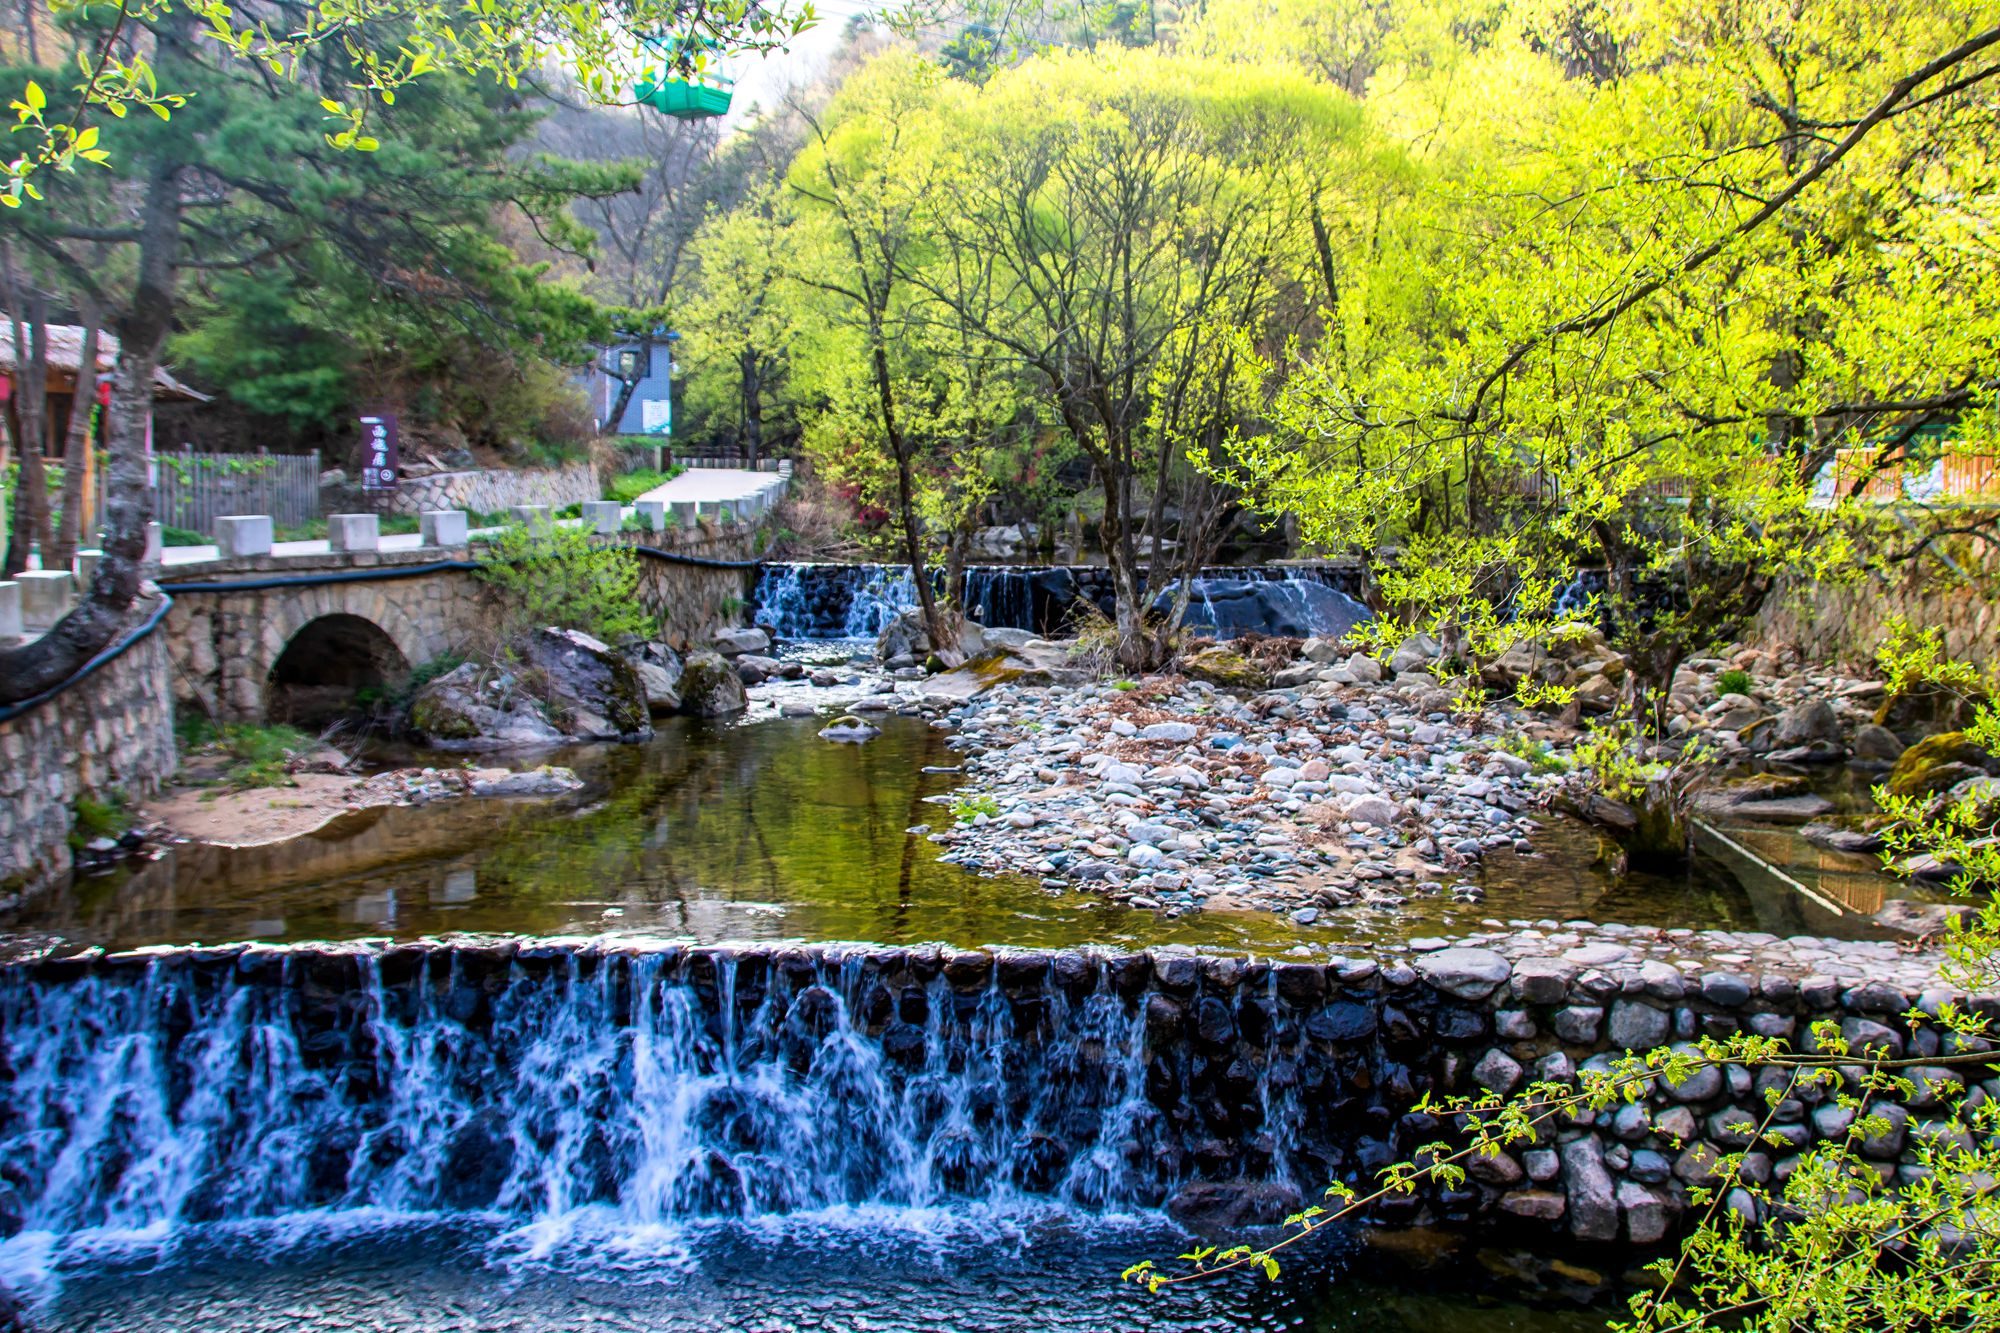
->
[360, 411, 400, 491]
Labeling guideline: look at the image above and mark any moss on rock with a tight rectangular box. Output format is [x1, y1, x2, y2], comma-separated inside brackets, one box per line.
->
[1883, 731, 1994, 799]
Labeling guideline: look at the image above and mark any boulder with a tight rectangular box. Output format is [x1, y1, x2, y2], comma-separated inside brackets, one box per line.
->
[523, 628, 651, 741]
[1884, 731, 1995, 798]
[619, 642, 683, 717]
[1301, 636, 1344, 664]
[1344, 651, 1384, 684]
[1387, 633, 1440, 676]
[1850, 724, 1907, 762]
[735, 653, 783, 685]
[406, 662, 565, 751]
[818, 715, 881, 744]
[678, 650, 748, 717]
[876, 607, 985, 665]
[1773, 699, 1842, 747]
[712, 626, 772, 657]
[1181, 645, 1270, 689]
[468, 766, 584, 797]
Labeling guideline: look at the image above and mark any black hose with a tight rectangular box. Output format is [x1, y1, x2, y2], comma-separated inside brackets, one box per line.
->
[158, 560, 483, 594]
[0, 592, 175, 725]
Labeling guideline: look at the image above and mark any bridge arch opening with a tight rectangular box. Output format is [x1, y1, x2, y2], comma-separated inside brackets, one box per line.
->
[267, 613, 411, 726]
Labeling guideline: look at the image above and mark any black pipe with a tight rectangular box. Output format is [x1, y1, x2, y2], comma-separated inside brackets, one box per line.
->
[158, 543, 762, 595]
[158, 560, 484, 594]
[0, 592, 175, 725]
[633, 545, 762, 571]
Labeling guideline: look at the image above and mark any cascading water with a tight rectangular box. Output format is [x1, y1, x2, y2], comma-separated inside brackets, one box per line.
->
[754, 562, 1370, 642]
[0, 944, 1627, 1331]
[0, 947, 1196, 1240]
[753, 564, 933, 639]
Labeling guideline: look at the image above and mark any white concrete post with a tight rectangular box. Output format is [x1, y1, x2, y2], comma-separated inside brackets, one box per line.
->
[328, 513, 381, 552]
[18, 570, 74, 631]
[0, 581, 21, 641]
[581, 500, 622, 535]
[635, 500, 667, 533]
[509, 504, 551, 529]
[73, 548, 103, 589]
[215, 515, 274, 558]
[420, 510, 469, 547]
[144, 521, 163, 566]
[670, 501, 698, 528]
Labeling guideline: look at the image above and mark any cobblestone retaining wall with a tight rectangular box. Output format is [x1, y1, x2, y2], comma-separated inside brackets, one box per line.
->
[0, 597, 177, 895]
[330, 462, 602, 518]
[18, 933, 1985, 1246]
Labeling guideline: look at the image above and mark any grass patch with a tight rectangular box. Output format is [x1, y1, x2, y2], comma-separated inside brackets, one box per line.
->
[161, 525, 209, 546]
[607, 466, 684, 505]
[1716, 667, 1755, 697]
[1496, 732, 1570, 774]
[178, 714, 316, 790]
[69, 793, 131, 849]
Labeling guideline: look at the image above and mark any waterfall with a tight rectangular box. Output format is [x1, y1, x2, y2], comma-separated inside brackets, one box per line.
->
[0, 946, 1211, 1239]
[753, 564, 931, 640]
[755, 563, 1370, 642]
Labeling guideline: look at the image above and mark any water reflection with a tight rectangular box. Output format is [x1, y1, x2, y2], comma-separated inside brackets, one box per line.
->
[5, 716, 1888, 953]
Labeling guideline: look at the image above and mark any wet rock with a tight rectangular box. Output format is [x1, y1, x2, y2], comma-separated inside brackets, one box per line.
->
[712, 626, 772, 657]
[819, 715, 881, 744]
[1618, 1181, 1673, 1244]
[468, 766, 584, 798]
[439, 1108, 515, 1208]
[1413, 948, 1512, 1001]
[620, 642, 684, 716]
[1607, 1001, 1671, 1051]
[1165, 1179, 1304, 1233]
[1561, 1137, 1620, 1241]
[678, 651, 748, 717]
[1874, 899, 1978, 937]
[735, 653, 782, 685]
[1510, 957, 1581, 1004]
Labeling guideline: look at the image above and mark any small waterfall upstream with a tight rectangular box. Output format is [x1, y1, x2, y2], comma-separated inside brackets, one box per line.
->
[754, 563, 1370, 642]
[0, 944, 1389, 1242]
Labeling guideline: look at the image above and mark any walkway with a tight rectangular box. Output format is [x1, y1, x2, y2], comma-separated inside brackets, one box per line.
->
[635, 468, 782, 510]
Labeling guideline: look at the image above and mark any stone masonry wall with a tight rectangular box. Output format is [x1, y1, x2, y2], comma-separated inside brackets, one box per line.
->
[1758, 525, 2000, 670]
[619, 526, 759, 651]
[334, 462, 603, 518]
[0, 596, 177, 895]
[23, 933, 1986, 1247]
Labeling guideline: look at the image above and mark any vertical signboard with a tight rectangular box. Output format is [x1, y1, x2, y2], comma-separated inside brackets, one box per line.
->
[360, 410, 400, 491]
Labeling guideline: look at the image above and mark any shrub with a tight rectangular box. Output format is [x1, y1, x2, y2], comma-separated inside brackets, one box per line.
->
[69, 794, 130, 849]
[474, 522, 654, 653]
[161, 525, 208, 546]
[1716, 667, 1755, 697]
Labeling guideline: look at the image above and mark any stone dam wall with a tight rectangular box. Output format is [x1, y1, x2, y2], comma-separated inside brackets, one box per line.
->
[3, 937, 1989, 1246]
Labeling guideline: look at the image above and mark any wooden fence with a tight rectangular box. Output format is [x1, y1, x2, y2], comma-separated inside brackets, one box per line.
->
[145, 448, 320, 533]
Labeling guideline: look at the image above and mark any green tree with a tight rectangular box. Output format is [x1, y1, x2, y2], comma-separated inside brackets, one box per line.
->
[0, 5, 637, 701]
[1213, 0, 2000, 714]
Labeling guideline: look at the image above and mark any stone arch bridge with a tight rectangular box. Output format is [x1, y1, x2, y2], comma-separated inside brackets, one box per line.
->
[161, 534, 756, 725]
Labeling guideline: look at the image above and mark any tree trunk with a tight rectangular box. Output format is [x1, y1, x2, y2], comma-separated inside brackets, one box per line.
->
[739, 347, 763, 466]
[3, 297, 52, 577]
[48, 314, 101, 569]
[0, 167, 175, 704]
[867, 321, 956, 666]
